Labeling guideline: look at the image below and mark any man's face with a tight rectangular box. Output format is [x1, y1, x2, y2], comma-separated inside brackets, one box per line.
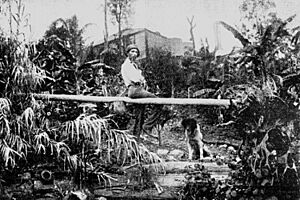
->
[128, 48, 139, 61]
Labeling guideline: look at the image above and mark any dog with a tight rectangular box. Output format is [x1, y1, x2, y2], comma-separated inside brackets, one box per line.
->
[181, 118, 209, 160]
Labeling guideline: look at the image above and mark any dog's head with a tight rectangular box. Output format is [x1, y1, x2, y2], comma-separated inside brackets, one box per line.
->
[181, 118, 198, 137]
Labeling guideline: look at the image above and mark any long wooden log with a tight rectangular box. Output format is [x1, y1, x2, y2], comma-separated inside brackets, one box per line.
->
[32, 93, 234, 106]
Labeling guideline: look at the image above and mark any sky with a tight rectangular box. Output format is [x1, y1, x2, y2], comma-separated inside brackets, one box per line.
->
[1, 0, 300, 53]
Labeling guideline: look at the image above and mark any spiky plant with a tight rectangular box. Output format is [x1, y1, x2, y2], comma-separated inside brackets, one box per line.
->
[0, 1, 53, 171]
[0, 2, 163, 195]
[60, 113, 162, 185]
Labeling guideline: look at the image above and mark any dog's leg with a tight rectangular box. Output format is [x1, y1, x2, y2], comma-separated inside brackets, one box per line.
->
[185, 130, 193, 160]
[199, 141, 204, 159]
[187, 142, 193, 160]
[196, 124, 204, 159]
[203, 145, 210, 157]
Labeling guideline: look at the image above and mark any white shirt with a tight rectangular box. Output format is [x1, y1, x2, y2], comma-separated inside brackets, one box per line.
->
[121, 58, 145, 87]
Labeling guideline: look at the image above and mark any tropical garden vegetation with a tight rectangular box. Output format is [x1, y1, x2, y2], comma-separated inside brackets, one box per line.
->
[0, 1, 160, 199]
[0, 0, 299, 199]
[179, 14, 300, 200]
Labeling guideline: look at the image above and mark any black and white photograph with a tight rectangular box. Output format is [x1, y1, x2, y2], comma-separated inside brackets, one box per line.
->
[0, 0, 300, 199]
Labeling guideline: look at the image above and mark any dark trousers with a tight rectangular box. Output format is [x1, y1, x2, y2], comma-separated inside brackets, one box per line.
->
[128, 85, 163, 138]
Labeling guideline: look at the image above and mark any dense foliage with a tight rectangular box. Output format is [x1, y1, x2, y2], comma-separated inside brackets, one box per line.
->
[1, 0, 300, 199]
[141, 47, 185, 97]
[179, 14, 300, 199]
[44, 15, 91, 62]
[0, 28, 161, 199]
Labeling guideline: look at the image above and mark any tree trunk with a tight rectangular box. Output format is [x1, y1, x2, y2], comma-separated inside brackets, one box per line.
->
[117, 3, 123, 56]
[118, 19, 122, 55]
[104, 0, 109, 50]
[187, 16, 196, 56]
[8, 1, 13, 37]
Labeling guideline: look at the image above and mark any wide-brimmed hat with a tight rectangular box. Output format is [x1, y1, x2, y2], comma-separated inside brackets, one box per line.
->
[125, 44, 140, 57]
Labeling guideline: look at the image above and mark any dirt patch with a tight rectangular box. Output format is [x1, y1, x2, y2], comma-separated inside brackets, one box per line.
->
[141, 117, 239, 162]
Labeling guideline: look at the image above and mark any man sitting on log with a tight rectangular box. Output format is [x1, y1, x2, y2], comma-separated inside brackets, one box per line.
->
[121, 44, 167, 140]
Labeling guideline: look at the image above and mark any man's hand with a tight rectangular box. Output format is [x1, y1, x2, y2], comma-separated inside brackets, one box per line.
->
[142, 80, 148, 89]
[144, 82, 149, 90]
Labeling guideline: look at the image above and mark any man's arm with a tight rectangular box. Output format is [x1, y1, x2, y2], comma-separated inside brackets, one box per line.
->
[121, 62, 145, 85]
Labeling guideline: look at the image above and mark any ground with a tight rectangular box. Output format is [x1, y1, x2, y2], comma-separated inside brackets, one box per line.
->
[115, 115, 242, 200]
[141, 115, 240, 162]
[1, 111, 242, 200]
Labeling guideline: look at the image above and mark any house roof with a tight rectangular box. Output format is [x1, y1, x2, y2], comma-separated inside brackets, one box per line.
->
[107, 28, 145, 41]
[96, 28, 168, 45]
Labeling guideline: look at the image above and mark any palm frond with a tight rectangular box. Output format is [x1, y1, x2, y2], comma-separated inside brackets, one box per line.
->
[218, 21, 250, 47]
[291, 31, 300, 45]
[34, 131, 50, 154]
[62, 114, 162, 168]
[12, 64, 24, 85]
[49, 140, 70, 158]
[65, 154, 79, 170]
[272, 16, 295, 39]
[12, 61, 47, 92]
[137, 143, 162, 165]
[284, 14, 297, 24]
[21, 107, 35, 130]
[0, 116, 10, 136]
[0, 139, 22, 168]
[5, 133, 29, 156]
[0, 98, 11, 138]
[94, 171, 117, 186]
[262, 75, 279, 98]
[0, 98, 11, 115]
[63, 114, 108, 144]
[110, 129, 140, 165]
[261, 24, 273, 43]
